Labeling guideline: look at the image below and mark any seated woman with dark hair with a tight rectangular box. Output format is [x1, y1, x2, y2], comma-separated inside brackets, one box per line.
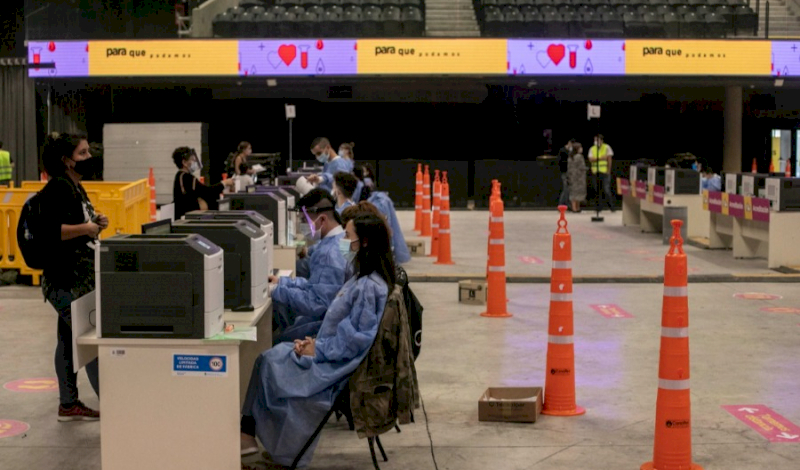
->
[171, 146, 233, 219]
[240, 214, 395, 467]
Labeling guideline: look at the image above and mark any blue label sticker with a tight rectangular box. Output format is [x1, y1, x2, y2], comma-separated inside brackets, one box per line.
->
[172, 354, 227, 377]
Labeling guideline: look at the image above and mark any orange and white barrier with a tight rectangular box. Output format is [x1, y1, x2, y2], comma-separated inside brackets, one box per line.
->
[430, 169, 442, 259]
[435, 172, 454, 265]
[414, 163, 423, 232]
[481, 181, 510, 318]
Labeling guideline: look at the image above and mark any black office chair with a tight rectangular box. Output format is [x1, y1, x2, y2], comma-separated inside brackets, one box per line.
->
[503, 7, 524, 36]
[236, 11, 259, 37]
[298, 10, 320, 37]
[256, 11, 278, 37]
[733, 5, 757, 34]
[655, 5, 674, 15]
[643, 11, 664, 37]
[715, 5, 734, 31]
[562, 10, 581, 36]
[662, 11, 680, 37]
[543, 11, 569, 36]
[519, 4, 537, 16]
[600, 11, 624, 37]
[269, 5, 288, 15]
[212, 11, 236, 37]
[695, 5, 711, 17]
[401, 6, 424, 36]
[680, 11, 703, 37]
[320, 10, 343, 36]
[342, 7, 364, 36]
[522, 11, 546, 37]
[623, 12, 648, 37]
[483, 9, 504, 36]
[361, 6, 383, 36]
[277, 11, 299, 37]
[704, 11, 728, 37]
[249, 5, 267, 15]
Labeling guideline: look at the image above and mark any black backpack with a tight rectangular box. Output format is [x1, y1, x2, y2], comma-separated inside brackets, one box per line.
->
[16, 192, 50, 270]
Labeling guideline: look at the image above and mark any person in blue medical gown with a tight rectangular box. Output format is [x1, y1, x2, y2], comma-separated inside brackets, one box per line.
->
[332, 172, 411, 264]
[305, 137, 352, 193]
[271, 189, 346, 342]
[240, 214, 396, 468]
[337, 142, 356, 173]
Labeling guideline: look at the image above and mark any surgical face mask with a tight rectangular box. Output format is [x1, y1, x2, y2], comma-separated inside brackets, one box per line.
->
[316, 151, 329, 163]
[338, 150, 346, 158]
[331, 186, 339, 199]
[189, 161, 200, 173]
[339, 237, 357, 262]
[364, 177, 374, 187]
[71, 157, 93, 177]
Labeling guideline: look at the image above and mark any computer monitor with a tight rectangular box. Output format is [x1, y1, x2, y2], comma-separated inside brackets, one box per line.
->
[141, 219, 172, 235]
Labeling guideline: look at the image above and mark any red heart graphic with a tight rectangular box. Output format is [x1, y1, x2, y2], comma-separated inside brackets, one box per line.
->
[278, 45, 297, 66]
[547, 44, 565, 66]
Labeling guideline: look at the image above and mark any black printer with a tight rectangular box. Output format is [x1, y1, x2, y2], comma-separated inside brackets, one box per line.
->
[97, 234, 224, 339]
[184, 210, 274, 274]
[766, 177, 800, 211]
[172, 220, 270, 311]
[648, 167, 666, 188]
[665, 169, 700, 195]
[219, 193, 286, 245]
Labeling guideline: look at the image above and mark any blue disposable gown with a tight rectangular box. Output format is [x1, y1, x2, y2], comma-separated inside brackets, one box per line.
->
[368, 191, 411, 264]
[352, 180, 364, 203]
[242, 273, 389, 467]
[335, 199, 355, 214]
[272, 232, 346, 327]
[319, 157, 352, 193]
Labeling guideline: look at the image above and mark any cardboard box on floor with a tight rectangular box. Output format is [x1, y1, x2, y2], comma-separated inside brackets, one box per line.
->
[407, 240, 426, 257]
[459, 280, 487, 305]
[478, 387, 543, 423]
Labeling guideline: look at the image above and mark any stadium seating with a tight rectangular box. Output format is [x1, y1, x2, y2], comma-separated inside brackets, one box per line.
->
[213, 0, 426, 37]
[475, 0, 757, 38]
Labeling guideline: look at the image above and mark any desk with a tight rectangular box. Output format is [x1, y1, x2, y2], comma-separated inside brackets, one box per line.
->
[639, 194, 709, 239]
[622, 194, 641, 227]
[733, 212, 800, 268]
[77, 300, 272, 470]
[708, 212, 734, 249]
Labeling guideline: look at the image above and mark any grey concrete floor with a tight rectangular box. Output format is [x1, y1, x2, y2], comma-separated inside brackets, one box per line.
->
[2, 281, 800, 469]
[398, 210, 780, 278]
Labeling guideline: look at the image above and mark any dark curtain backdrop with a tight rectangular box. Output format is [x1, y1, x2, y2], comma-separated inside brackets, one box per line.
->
[0, 65, 38, 182]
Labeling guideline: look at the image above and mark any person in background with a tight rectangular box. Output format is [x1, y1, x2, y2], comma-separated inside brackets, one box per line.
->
[0, 141, 12, 186]
[333, 171, 358, 213]
[306, 137, 351, 193]
[557, 139, 575, 207]
[702, 167, 722, 192]
[334, 173, 411, 264]
[271, 189, 346, 343]
[234, 162, 254, 190]
[38, 133, 108, 421]
[230, 141, 254, 176]
[567, 143, 587, 213]
[240, 213, 394, 467]
[355, 163, 377, 190]
[588, 134, 615, 212]
[172, 147, 233, 219]
[338, 141, 356, 173]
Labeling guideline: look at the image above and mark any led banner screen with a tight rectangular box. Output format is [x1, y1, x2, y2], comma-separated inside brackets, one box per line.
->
[625, 40, 771, 76]
[24, 38, 800, 78]
[507, 39, 625, 76]
[356, 39, 506, 74]
[238, 39, 356, 76]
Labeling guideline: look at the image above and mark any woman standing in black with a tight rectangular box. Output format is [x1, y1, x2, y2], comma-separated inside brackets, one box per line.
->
[39, 133, 107, 421]
[172, 147, 233, 219]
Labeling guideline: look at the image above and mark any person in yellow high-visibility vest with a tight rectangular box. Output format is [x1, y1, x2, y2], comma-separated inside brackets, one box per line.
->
[0, 140, 13, 186]
[588, 134, 615, 212]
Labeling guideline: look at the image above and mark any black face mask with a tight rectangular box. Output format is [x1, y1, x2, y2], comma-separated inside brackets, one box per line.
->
[72, 158, 93, 177]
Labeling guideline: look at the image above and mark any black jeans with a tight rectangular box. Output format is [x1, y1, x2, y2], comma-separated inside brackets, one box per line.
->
[593, 172, 615, 211]
[47, 288, 100, 405]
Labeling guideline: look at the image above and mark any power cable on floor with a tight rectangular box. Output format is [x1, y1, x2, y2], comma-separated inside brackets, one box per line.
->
[420, 393, 439, 470]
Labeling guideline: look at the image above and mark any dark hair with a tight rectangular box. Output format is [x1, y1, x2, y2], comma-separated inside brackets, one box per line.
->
[298, 188, 342, 225]
[354, 163, 376, 181]
[341, 201, 385, 228]
[595, 134, 604, 141]
[333, 172, 359, 199]
[172, 147, 193, 169]
[42, 133, 88, 177]
[237, 141, 251, 154]
[310, 137, 330, 150]
[351, 213, 396, 292]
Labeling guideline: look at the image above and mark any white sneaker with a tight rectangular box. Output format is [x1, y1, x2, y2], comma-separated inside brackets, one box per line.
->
[241, 434, 258, 456]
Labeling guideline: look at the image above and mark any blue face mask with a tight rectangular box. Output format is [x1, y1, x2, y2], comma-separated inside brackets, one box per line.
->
[339, 238, 357, 262]
[364, 177, 374, 187]
[316, 151, 329, 164]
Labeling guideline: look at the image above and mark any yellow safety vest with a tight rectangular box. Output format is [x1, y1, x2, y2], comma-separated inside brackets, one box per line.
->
[589, 144, 610, 174]
[0, 150, 11, 180]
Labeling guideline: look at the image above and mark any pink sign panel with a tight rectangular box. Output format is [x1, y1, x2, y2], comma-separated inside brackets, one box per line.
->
[27, 40, 89, 77]
[619, 178, 631, 195]
[0, 420, 29, 439]
[519, 256, 543, 264]
[722, 405, 800, 442]
[653, 185, 665, 205]
[707, 191, 723, 213]
[728, 193, 745, 218]
[635, 181, 647, 199]
[590, 304, 633, 318]
[752, 197, 771, 222]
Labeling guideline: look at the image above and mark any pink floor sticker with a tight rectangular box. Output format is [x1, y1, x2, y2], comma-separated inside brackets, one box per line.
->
[3, 378, 58, 392]
[733, 293, 783, 300]
[722, 405, 800, 443]
[590, 304, 634, 318]
[519, 256, 543, 264]
[760, 307, 800, 314]
[0, 420, 29, 439]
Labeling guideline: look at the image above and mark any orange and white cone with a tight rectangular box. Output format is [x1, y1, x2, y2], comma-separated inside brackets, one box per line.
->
[149, 167, 157, 222]
[769, 160, 775, 173]
[435, 172, 454, 265]
[430, 170, 442, 258]
[481, 187, 510, 318]
[786, 160, 793, 178]
[421, 165, 432, 237]
[751, 158, 758, 174]
[40, 171, 48, 182]
[641, 220, 702, 470]
[414, 164, 423, 232]
[542, 205, 585, 416]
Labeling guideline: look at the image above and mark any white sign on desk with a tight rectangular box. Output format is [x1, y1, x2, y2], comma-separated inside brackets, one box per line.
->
[71, 291, 98, 373]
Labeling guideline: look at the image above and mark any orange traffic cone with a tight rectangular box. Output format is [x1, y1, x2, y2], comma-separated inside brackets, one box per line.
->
[414, 164, 423, 232]
[769, 161, 775, 173]
[421, 165, 432, 236]
[481, 186, 510, 318]
[435, 172, 455, 265]
[40, 171, 48, 182]
[542, 205, 585, 416]
[641, 220, 702, 470]
[430, 170, 442, 258]
[786, 160, 793, 178]
[486, 180, 500, 278]
[149, 168, 157, 222]
[751, 158, 758, 173]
